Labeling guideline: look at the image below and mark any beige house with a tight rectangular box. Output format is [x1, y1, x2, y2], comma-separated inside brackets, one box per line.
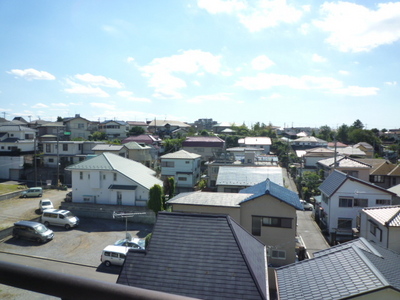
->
[167, 179, 303, 267]
[359, 205, 400, 253]
[124, 142, 152, 167]
[316, 155, 372, 181]
[63, 114, 92, 140]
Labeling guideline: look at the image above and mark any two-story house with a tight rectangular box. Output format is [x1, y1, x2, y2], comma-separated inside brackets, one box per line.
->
[124, 142, 153, 167]
[66, 152, 162, 206]
[291, 136, 328, 150]
[238, 137, 272, 154]
[147, 119, 191, 138]
[98, 120, 129, 139]
[122, 134, 161, 160]
[359, 205, 400, 253]
[167, 179, 303, 269]
[160, 150, 201, 192]
[318, 170, 395, 244]
[63, 114, 92, 140]
[316, 155, 372, 181]
[92, 144, 128, 157]
[182, 136, 225, 163]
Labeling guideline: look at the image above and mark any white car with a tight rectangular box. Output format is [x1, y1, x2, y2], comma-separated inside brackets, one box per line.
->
[39, 199, 54, 213]
[114, 238, 145, 250]
[300, 200, 314, 211]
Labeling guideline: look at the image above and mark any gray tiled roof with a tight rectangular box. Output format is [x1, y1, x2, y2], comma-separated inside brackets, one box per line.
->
[317, 156, 372, 169]
[362, 206, 400, 227]
[66, 152, 161, 189]
[167, 191, 252, 207]
[217, 166, 283, 187]
[161, 149, 201, 159]
[276, 238, 400, 300]
[117, 212, 269, 300]
[240, 179, 303, 210]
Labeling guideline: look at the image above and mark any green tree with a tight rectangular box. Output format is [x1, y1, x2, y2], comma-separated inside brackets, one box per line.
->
[317, 125, 333, 141]
[128, 126, 145, 136]
[196, 179, 207, 190]
[200, 130, 209, 136]
[162, 138, 184, 154]
[57, 116, 63, 122]
[148, 184, 164, 215]
[336, 124, 350, 144]
[351, 119, 364, 130]
[299, 171, 321, 200]
[163, 177, 176, 203]
[90, 131, 106, 141]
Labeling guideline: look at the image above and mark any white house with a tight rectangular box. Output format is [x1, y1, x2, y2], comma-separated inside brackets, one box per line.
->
[359, 205, 400, 253]
[66, 152, 162, 206]
[318, 169, 395, 243]
[160, 150, 201, 192]
[238, 137, 272, 154]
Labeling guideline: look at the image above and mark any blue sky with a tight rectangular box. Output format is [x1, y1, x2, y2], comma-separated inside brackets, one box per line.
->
[1, 0, 400, 130]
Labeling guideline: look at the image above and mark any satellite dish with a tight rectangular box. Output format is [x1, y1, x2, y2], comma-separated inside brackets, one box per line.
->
[126, 232, 132, 241]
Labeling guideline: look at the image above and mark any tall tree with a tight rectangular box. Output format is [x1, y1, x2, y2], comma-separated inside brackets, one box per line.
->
[351, 119, 364, 130]
[128, 126, 145, 136]
[148, 184, 163, 215]
[317, 125, 333, 141]
[336, 124, 350, 144]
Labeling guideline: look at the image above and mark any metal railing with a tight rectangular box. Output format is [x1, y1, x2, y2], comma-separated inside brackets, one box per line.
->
[0, 260, 200, 300]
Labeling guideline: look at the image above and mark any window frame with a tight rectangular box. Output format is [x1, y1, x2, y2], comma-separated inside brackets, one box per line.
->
[339, 197, 353, 208]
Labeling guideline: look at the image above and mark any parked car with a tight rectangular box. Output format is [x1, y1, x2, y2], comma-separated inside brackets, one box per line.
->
[13, 220, 54, 243]
[20, 187, 43, 198]
[41, 209, 79, 230]
[39, 199, 54, 213]
[114, 238, 145, 250]
[300, 200, 314, 211]
[101, 245, 129, 267]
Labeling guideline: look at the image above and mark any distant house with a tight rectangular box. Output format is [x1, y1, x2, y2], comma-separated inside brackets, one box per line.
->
[36, 122, 66, 142]
[182, 136, 225, 162]
[275, 238, 400, 300]
[147, 119, 191, 138]
[368, 160, 400, 189]
[291, 136, 328, 149]
[193, 118, 218, 131]
[124, 142, 152, 167]
[118, 212, 270, 300]
[126, 121, 148, 132]
[98, 120, 129, 139]
[168, 179, 303, 267]
[318, 170, 395, 244]
[302, 147, 336, 168]
[66, 152, 162, 206]
[238, 137, 272, 154]
[63, 114, 92, 140]
[216, 166, 283, 193]
[92, 144, 128, 157]
[212, 121, 233, 134]
[354, 142, 374, 158]
[160, 150, 201, 193]
[316, 155, 372, 181]
[360, 206, 400, 253]
[122, 134, 161, 160]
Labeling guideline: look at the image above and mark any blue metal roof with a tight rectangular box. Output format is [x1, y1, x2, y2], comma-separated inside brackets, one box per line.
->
[240, 179, 303, 210]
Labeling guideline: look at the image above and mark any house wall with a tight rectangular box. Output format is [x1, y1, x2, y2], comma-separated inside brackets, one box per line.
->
[161, 158, 201, 188]
[359, 211, 389, 249]
[240, 194, 297, 266]
[169, 203, 241, 221]
[322, 180, 393, 235]
[388, 227, 400, 253]
[0, 156, 23, 179]
[182, 146, 221, 161]
[127, 149, 152, 165]
[305, 156, 334, 168]
[350, 288, 400, 300]
[70, 169, 149, 206]
[65, 118, 90, 140]
[217, 185, 245, 193]
[0, 141, 35, 152]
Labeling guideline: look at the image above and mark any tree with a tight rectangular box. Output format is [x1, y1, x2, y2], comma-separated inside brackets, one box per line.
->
[162, 138, 184, 154]
[163, 177, 175, 204]
[90, 131, 106, 141]
[298, 171, 321, 200]
[317, 125, 333, 141]
[128, 126, 145, 136]
[351, 119, 364, 130]
[336, 124, 350, 144]
[57, 116, 63, 122]
[148, 184, 163, 215]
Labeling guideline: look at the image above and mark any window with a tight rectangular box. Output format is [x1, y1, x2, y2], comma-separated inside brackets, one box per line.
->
[49, 158, 54, 163]
[373, 175, 384, 183]
[78, 123, 84, 129]
[337, 218, 352, 229]
[63, 144, 68, 151]
[270, 249, 286, 260]
[80, 172, 83, 180]
[211, 167, 219, 174]
[369, 221, 382, 241]
[376, 199, 390, 205]
[185, 161, 190, 164]
[339, 197, 353, 207]
[79, 144, 83, 151]
[262, 217, 292, 228]
[88, 174, 90, 179]
[161, 161, 175, 167]
[113, 173, 117, 181]
[178, 177, 187, 181]
[103, 175, 106, 180]
[46, 144, 51, 153]
[354, 198, 368, 207]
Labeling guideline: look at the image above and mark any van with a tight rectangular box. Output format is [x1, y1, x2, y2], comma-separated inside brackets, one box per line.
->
[20, 187, 43, 198]
[13, 220, 54, 243]
[41, 209, 79, 230]
[101, 245, 129, 267]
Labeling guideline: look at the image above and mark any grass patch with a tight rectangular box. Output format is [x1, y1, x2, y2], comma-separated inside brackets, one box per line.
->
[0, 184, 27, 195]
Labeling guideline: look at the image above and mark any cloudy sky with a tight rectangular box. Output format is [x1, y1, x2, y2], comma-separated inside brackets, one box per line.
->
[1, 0, 400, 130]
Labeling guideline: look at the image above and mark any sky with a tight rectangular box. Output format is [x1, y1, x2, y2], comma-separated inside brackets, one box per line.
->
[1, 0, 400, 130]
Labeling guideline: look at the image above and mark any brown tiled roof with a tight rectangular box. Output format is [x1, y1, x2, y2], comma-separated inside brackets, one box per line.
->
[370, 160, 396, 175]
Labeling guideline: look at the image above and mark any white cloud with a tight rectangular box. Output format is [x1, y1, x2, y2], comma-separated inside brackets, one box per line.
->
[74, 73, 123, 88]
[90, 102, 115, 110]
[127, 57, 135, 63]
[51, 103, 68, 107]
[8, 68, 55, 80]
[117, 91, 151, 102]
[64, 79, 109, 97]
[251, 55, 275, 70]
[32, 103, 49, 108]
[385, 81, 397, 86]
[339, 70, 349, 76]
[314, 2, 400, 52]
[332, 86, 379, 96]
[140, 50, 222, 99]
[198, 0, 306, 32]
[312, 54, 327, 63]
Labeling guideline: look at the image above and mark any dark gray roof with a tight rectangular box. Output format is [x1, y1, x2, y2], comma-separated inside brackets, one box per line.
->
[319, 170, 395, 197]
[276, 238, 400, 300]
[117, 212, 269, 300]
[240, 179, 303, 210]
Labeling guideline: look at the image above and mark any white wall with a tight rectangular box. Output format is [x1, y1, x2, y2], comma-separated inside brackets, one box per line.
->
[0, 156, 23, 179]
